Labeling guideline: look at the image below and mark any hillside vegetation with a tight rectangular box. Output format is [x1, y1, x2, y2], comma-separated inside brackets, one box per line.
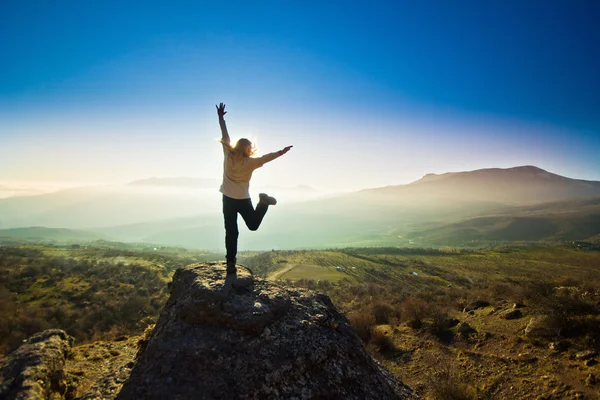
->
[0, 245, 219, 354]
[2, 243, 599, 398]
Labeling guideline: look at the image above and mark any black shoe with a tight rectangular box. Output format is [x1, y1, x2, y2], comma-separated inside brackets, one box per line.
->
[259, 193, 277, 206]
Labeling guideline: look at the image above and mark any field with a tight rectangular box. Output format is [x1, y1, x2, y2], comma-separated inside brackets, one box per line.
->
[266, 263, 348, 282]
[246, 245, 600, 290]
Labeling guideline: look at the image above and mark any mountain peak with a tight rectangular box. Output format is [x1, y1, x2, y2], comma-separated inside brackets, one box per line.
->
[413, 165, 554, 185]
[359, 165, 600, 205]
[506, 165, 547, 173]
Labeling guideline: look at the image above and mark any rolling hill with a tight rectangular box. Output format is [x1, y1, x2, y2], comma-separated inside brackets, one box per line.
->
[357, 165, 600, 204]
[406, 196, 600, 245]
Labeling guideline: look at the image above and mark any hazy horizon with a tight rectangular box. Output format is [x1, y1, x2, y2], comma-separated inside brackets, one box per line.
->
[3, 162, 600, 201]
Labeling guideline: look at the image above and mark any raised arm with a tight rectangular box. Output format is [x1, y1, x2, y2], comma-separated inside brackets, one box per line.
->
[251, 146, 293, 169]
[216, 102, 230, 144]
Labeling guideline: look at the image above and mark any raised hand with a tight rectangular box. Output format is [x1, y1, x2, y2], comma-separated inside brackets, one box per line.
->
[280, 145, 293, 155]
[216, 103, 227, 118]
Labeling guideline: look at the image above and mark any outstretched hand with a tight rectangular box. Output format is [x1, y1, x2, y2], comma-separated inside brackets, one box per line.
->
[280, 145, 293, 155]
[216, 103, 227, 118]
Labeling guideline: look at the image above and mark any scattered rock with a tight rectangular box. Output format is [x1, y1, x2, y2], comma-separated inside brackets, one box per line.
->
[553, 286, 580, 297]
[575, 350, 598, 360]
[513, 302, 525, 309]
[463, 300, 490, 312]
[457, 322, 476, 337]
[0, 329, 73, 400]
[499, 309, 523, 320]
[117, 263, 415, 399]
[446, 318, 460, 328]
[524, 316, 559, 339]
[517, 353, 538, 364]
[585, 373, 597, 386]
[585, 359, 598, 367]
[548, 341, 569, 352]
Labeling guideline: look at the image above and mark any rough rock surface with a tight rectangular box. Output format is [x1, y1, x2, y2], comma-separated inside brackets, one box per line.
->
[499, 309, 522, 320]
[457, 322, 476, 337]
[524, 316, 558, 338]
[0, 329, 73, 400]
[118, 263, 415, 399]
[463, 300, 490, 312]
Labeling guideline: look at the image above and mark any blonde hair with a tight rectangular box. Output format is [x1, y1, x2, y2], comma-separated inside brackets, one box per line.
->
[221, 138, 256, 157]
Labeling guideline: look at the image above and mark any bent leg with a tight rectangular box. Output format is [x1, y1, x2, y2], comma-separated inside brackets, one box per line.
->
[222, 195, 239, 263]
[239, 198, 268, 231]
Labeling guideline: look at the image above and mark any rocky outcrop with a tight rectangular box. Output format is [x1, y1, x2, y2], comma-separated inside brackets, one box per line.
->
[118, 263, 415, 399]
[0, 329, 73, 400]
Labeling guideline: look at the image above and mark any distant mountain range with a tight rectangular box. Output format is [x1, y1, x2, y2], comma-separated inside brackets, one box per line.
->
[127, 177, 219, 188]
[0, 180, 321, 230]
[359, 166, 600, 204]
[0, 226, 105, 242]
[1, 166, 599, 249]
[127, 177, 321, 197]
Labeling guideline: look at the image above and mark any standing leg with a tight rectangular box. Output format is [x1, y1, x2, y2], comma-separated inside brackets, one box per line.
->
[222, 195, 239, 270]
[238, 198, 269, 231]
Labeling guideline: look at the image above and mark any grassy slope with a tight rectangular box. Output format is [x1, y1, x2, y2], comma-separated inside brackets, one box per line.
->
[406, 198, 600, 245]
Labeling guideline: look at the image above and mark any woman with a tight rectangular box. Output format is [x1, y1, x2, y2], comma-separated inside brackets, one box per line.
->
[217, 103, 292, 274]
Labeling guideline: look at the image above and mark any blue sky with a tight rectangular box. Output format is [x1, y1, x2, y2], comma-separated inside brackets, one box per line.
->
[1, 0, 599, 191]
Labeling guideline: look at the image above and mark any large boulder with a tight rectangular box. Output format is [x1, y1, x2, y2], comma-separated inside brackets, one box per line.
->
[118, 263, 415, 399]
[524, 315, 559, 339]
[0, 329, 73, 400]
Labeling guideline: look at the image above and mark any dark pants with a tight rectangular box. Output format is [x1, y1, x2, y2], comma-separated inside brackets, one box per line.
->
[223, 194, 269, 263]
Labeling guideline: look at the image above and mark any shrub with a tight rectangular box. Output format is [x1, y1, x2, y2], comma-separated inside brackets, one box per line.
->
[370, 301, 395, 324]
[426, 306, 455, 341]
[425, 354, 478, 400]
[401, 297, 429, 329]
[428, 369, 478, 400]
[347, 311, 376, 343]
[369, 328, 397, 355]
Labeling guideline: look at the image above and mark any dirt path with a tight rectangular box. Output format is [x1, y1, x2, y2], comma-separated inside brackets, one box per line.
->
[267, 264, 298, 281]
